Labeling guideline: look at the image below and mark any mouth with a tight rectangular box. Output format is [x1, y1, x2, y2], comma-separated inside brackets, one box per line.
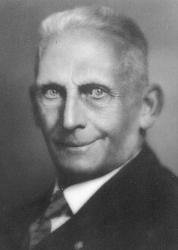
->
[53, 139, 97, 152]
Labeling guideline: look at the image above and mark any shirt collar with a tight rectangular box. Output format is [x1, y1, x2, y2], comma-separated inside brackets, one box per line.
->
[63, 167, 122, 214]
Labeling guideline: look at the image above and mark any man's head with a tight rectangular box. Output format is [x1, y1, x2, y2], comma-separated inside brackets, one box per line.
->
[31, 6, 163, 186]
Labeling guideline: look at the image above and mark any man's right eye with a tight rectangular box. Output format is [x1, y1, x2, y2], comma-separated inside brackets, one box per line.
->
[43, 88, 60, 99]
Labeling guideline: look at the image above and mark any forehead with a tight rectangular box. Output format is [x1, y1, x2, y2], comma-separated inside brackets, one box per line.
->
[37, 28, 123, 85]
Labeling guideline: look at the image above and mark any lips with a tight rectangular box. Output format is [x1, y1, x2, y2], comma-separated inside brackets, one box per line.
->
[54, 141, 94, 148]
[53, 139, 97, 149]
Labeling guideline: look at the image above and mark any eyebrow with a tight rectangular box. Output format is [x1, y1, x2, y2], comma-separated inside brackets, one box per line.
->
[36, 80, 111, 89]
[36, 82, 64, 89]
[79, 82, 111, 92]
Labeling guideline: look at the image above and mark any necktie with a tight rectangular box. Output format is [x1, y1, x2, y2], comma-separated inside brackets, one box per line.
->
[28, 190, 72, 249]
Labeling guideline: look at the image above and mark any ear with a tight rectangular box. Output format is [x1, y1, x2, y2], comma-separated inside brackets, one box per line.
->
[29, 85, 42, 127]
[139, 84, 164, 130]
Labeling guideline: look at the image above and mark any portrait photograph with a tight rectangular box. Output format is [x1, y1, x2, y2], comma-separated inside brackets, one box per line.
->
[0, 0, 177, 249]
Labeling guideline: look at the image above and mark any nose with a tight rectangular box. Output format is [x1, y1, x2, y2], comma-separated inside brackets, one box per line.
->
[62, 94, 86, 130]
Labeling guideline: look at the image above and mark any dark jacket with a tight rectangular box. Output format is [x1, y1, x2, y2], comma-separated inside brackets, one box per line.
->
[33, 145, 178, 250]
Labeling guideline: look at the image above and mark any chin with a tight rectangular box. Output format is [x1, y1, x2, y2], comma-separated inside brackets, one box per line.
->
[56, 157, 97, 174]
[54, 157, 108, 184]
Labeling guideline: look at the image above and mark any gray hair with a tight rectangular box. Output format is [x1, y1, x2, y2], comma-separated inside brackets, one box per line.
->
[36, 5, 149, 91]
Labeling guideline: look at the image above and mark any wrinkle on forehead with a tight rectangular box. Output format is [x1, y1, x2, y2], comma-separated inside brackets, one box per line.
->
[37, 28, 122, 86]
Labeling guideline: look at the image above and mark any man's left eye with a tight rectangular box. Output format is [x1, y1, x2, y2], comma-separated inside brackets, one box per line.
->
[89, 88, 107, 99]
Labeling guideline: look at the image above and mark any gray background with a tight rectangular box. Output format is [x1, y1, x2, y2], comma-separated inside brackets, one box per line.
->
[0, 0, 178, 208]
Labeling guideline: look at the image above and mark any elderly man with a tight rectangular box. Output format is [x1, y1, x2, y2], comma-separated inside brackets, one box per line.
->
[26, 5, 178, 250]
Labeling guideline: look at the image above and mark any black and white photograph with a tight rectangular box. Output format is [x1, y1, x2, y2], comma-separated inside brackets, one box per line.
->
[0, 0, 178, 249]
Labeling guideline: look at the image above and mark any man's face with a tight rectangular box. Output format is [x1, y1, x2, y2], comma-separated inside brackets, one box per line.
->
[35, 29, 143, 184]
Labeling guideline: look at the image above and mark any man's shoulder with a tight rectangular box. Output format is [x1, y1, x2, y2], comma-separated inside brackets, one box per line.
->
[100, 144, 178, 249]
[109, 144, 178, 210]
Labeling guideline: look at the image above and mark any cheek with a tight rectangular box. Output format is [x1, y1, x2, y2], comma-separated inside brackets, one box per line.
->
[38, 105, 59, 130]
[91, 104, 124, 135]
[92, 101, 140, 145]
